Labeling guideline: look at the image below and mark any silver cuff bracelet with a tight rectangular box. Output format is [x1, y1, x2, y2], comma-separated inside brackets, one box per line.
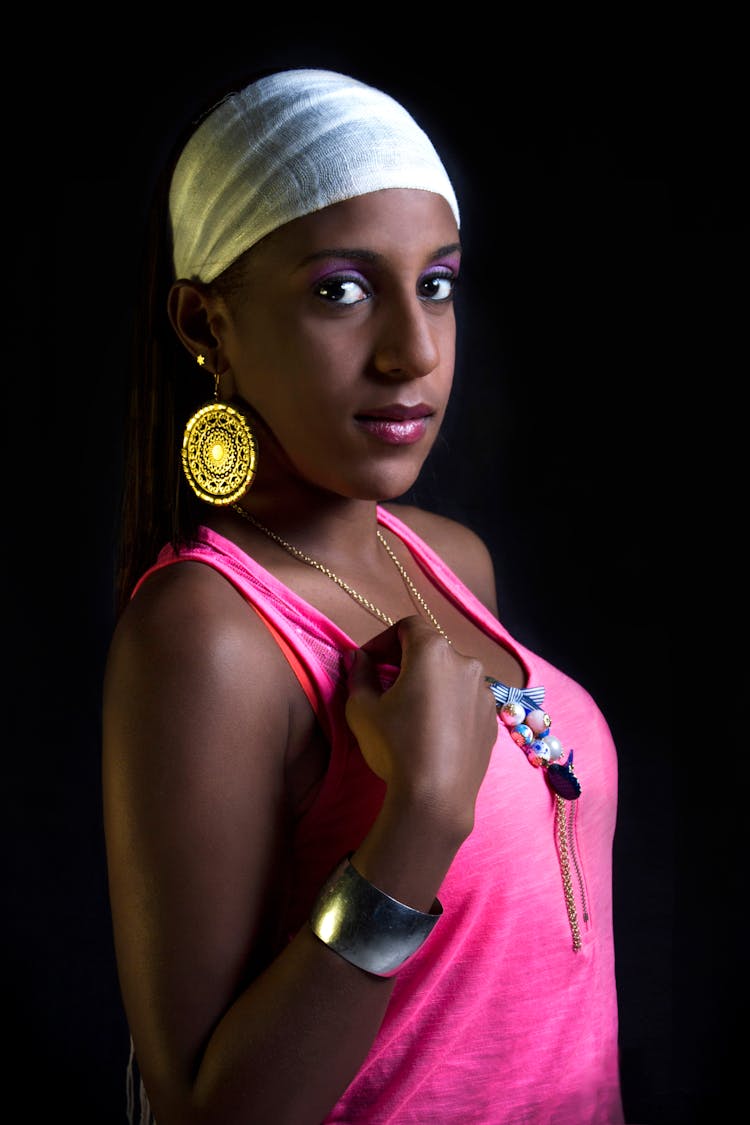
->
[308, 856, 443, 978]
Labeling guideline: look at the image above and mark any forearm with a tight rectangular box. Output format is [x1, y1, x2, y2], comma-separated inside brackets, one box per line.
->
[351, 784, 467, 912]
[187, 924, 395, 1125]
[151, 796, 463, 1125]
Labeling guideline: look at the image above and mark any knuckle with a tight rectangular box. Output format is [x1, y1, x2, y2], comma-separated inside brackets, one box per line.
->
[457, 654, 484, 681]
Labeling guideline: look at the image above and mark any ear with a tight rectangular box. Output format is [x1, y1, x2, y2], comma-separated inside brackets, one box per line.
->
[168, 280, 227, 370]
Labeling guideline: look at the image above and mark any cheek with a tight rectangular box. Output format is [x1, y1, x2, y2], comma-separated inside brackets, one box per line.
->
[270, 321, 371, 406]
[442, 316, 457, 359]
[225, 311, 301, 398]
[432, 315, 457, 380]
[230, 326, 357, 432]
[295, 312, 373, 365]
[243, 302, 344, 367]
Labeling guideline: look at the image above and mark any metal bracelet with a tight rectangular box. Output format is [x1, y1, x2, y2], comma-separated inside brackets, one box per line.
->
[308, 856, 443, 978]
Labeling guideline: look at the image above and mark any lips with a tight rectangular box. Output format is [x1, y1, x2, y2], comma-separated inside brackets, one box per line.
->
[354, 404, 434, 446]
[355, 403, 434, 422]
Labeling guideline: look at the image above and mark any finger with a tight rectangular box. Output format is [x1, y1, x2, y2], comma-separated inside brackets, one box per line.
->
[344, 646, 384, 699]
[394, 614, 449, 673]
[359, 621, 404, 664]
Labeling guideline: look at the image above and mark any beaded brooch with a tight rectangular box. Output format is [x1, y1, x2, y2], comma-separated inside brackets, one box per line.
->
[485, 678, 581, 800]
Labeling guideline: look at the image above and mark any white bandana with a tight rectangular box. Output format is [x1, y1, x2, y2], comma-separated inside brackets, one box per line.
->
[169, 68, 460, 282]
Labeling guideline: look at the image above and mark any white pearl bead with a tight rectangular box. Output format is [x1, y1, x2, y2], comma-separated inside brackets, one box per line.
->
[540, 734, 564, 761]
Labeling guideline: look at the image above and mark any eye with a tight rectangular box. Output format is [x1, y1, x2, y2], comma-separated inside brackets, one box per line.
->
[313, 275, 371, 305]
[418, 270, 458, 302]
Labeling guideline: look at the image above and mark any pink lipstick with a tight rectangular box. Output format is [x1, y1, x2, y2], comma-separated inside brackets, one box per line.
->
[354, 404, 434, 445]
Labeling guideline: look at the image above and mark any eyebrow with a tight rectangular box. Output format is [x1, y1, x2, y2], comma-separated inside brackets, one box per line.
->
[297, 242, 462, 268]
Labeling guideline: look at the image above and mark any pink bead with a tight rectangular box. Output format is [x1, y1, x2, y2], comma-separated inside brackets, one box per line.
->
[526, 708, 551, 734]
[500, 701, 526, 726]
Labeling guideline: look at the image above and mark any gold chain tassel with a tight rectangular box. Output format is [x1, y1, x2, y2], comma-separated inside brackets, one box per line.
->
[555, 795, 582, 952]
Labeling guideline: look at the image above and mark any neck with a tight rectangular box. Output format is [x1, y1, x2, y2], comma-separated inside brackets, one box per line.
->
[208, 489, 388, 568]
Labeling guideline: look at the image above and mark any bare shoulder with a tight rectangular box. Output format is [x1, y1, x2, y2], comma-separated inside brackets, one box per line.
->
[103, 559, 299, 781]
[106, 558, 292, 692]
[383, 502, 498, 614]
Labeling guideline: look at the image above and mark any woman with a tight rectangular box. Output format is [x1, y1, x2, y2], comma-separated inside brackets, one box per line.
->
[103, 68, 624, 1124]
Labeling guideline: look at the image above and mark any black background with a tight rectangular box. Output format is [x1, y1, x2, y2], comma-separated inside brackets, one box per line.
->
[8, 16, 742, 1124]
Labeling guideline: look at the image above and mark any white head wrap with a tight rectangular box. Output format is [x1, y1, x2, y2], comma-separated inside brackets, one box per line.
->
[169, 68, 460, 282]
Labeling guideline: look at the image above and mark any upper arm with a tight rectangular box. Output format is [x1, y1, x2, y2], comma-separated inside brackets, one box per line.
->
[102, 561, 299, 1091]
[384, 503, 499, 616]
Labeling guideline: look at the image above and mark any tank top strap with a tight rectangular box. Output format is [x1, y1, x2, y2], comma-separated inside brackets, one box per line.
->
[131, 528, 353, 742]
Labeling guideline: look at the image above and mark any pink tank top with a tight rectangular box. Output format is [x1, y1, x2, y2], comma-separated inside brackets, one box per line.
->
[136, 506, 624, 1124]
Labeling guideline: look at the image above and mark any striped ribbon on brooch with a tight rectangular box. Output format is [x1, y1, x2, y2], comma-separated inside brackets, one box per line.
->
[485, 680, 547, 712]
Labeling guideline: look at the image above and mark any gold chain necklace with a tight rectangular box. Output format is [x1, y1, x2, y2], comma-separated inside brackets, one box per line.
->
[230, 503, 451, 643]
[231, 504, 585, 951]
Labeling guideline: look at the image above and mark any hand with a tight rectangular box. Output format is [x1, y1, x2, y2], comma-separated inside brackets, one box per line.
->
[344, 615, 498, 833]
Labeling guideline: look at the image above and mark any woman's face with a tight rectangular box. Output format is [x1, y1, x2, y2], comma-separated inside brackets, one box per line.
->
[214, 188, 460, 502]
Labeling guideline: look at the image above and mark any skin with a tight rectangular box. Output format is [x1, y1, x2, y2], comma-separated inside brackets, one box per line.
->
[103, 188, 526, 1124]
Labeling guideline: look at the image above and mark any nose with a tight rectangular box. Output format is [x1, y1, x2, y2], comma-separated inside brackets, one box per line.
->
[371, 293, 443, 380]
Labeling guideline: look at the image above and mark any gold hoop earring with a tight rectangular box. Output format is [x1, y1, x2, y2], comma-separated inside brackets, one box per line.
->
[181, 358, 257, 505]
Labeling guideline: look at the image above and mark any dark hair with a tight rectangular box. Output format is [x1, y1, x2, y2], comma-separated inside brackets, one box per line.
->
[114, 144, 202, 617]
[113, 69, 274, 617]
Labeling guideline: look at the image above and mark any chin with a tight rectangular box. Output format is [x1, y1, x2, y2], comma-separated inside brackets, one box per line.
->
[293, 443, 433, 502]
[338, 463, 426, 502]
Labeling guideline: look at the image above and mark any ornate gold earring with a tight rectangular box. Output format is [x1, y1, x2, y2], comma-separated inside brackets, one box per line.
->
[181, 355, 257, 505]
